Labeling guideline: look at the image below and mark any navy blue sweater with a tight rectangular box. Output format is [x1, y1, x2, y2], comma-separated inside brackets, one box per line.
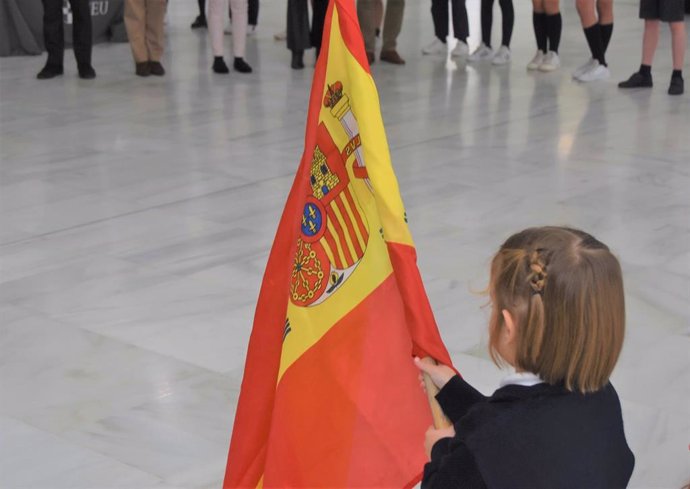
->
[422, 376, 635, 489]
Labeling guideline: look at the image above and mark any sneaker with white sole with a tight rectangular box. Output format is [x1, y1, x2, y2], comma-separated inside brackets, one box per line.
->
[468, 43, 494, 62]
[538, 51, 560, 72]
[422, 38, 447, 55]
[527, 50, 545, 70]
[491, 45, 511, 65]
[451, 40, 469, 58]
[572, 58, 596, 79]
[576, 60, 610, 82]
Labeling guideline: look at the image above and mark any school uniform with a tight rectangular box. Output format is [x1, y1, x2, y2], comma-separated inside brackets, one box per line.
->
[423, 373, 635, 489]
[639, 0, 685, 22]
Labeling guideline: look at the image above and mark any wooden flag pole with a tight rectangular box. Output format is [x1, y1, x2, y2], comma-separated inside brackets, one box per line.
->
[420, 357, 452, 429]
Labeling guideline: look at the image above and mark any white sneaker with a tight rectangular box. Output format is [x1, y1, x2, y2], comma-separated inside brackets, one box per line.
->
[273, 30, 286, 41]
[422, 38, 447, 55]
[527, 50, 545, 70]
[491, 45, 511, 65]
[538, 51, 560, 72]
[468, 43, 494, 62]
[576, 60, 610, 82]
[451, 40, 469, 58]
[572, 58, 596, 79]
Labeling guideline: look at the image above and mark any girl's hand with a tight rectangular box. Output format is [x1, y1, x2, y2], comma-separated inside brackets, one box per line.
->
[424, 425, 456, 459]
[414, 357, 456, 391]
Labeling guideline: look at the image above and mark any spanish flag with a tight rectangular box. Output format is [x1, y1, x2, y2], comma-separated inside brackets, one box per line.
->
[223, 1, 453, 487]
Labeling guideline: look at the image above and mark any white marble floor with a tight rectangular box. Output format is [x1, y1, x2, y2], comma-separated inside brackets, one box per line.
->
[0, 1, 689, 488]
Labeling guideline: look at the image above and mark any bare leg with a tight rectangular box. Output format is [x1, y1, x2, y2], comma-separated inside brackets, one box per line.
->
[670, 21, 686, 71]
[641, 19, 659, 66]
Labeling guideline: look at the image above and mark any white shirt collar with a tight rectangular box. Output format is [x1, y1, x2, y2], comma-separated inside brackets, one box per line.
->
[499, 371, 544, 388]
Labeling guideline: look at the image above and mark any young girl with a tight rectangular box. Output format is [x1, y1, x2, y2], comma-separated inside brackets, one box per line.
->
[416, 226, 635, 488]
[468, 0, 514, 65]
[573, 0, 614, 82]
[528, 0, 561, 72]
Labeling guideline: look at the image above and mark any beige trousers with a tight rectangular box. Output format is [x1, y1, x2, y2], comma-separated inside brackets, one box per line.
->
[124, 0, 167, 63]
[357, 0, 405, 53]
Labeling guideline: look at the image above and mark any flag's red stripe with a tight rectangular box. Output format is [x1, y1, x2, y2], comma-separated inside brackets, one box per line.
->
[326, 204, 355, 266]
[263, 274, 431, 488]
[323, 227, 344, 269]
[343, 186, 369, 244]
[334, 194, 364, 259]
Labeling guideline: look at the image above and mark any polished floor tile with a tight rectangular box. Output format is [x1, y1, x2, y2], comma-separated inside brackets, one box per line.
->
[1, 0, 689, 487]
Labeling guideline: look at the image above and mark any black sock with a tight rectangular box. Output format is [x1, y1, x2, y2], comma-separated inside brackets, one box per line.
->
[584, 24, 606, 66]
[198, 0, 206, 18]
[672, 70, 683, 80]
[600, 23, 613, 54]
[533, 13, 547, 52]
[481, 0, 494, 47]
[545, 13, 562, 53]
[639, 64, 651, 77]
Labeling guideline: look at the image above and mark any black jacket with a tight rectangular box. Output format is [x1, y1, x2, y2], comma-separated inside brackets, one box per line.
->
[422, 376, 635, 489]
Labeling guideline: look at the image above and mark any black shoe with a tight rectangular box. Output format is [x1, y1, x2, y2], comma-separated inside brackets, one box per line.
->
[135, 62, 151, 77]
[37, 64, 63, 79]
[213, 57, 230, 74]
[78, 64, 96, 79]
[618, 71, 653, 89]
[191, 15, 207, 29]
[233, 57, 252, 73]
[291, 50, 304, 70]
[148, 61, 165, 76]
[668, 76, 684, 95]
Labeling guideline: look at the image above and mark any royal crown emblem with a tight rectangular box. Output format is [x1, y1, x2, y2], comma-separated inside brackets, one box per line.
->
[290, 81, 371, 307]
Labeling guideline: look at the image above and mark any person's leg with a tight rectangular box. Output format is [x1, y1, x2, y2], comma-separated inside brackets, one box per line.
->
[618, 3, 655, 88]
[481, 0, 493, 47]
[431, 0, 449, 42]
[451, 0, 469, 42]
[357, 0, 377, 55]
[641, 19, 660, 66]
[248, 0, 259, 26]
[597, 0, 613, 54]
[199, 0, 206, 18]
[669, 21, 686, 71]
[498, 0, 514, 47]
[41, 0, 64, 69]
[381, 0, 405, 53]
[69, 0, 93, 69]
[208, 0, 226, 57]
[532, 0, 547, 53]
[374, 0, 384, 34]
[144, 0, 167, 63]
[576, 0, 605, 65]
[544, 0, 561, 53]
[191, 0, 207, 27]
[229, 0, 252, 71]
[287, 0, 310, 68]
[124, 0, 149, 63]
[310, 0, 328, 56]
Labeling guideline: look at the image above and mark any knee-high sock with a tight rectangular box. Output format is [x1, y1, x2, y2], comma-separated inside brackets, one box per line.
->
[533, 12, 547, 52]
[498, 0, 513, 47]
[480, 0, 493, 47]
[600, 23, 613, 53]
[584, 23, 606, 66]
[545, 12, 561, 53]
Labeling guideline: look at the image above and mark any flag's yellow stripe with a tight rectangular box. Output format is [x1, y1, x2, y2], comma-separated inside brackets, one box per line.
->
[330, 201, 358, 263]
[340, 192, 366, 252]
[320, 238, 337, 267]
[326, 218, 348, 266]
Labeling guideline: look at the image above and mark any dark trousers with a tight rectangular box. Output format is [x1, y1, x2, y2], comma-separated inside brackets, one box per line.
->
[42, 0, 92, 67]
[431, 0, 469, 42]
[227, 0, 259, 25]
[286, 0, 327, 52]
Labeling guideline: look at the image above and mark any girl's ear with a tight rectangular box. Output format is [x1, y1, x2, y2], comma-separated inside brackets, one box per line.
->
[501, 309, 517, 344]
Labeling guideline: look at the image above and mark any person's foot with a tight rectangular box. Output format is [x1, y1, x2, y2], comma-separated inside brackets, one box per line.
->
[148, 61, 165, 76]
[422, 38, 446, 55]
[618, 71, 653, 89]
[248, 25, 257, 36]
[233, 57, 252, 73]
[572, 58, 596, 79]
[213, 56, 230, 74]
[77, 63, 96, 79]
[36, 64, 63, 79]
[668, 76, 684, 95]
[274, 30, 286, 41]
[451, 40, 469, 59]
[291, 50, 305, 70]
[576, 60, 610, 82]
[527, 50, 545, 70]
[366, 51, 375, 65]
[135, 62, 151, 77]
[191, 15, 207, 29]
[468, 43, 494, 62]
[380, 50, 405, 65]
[491, 46, 511, 65]
[538, 51, 560, 72]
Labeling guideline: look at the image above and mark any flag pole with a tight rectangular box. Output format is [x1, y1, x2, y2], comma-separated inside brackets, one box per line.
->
[420, 357, 452, 429]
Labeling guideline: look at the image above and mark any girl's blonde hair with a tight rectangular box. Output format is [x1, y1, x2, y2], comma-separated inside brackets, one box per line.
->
[488, 226, 625, 393]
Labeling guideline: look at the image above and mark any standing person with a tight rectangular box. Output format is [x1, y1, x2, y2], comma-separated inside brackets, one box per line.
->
[124, 0, 167, 76]
[357, 0, 406, 65]
[228, 0, 260, 34]
[37, 0, 96, 79]
[286, 0, 327, 69]
[527, 0, 561, 71]
[618, 0, 685, 95]
[191, 0, 207, 28]
[572, 0, 614, 82]
[209, 0, 253, 73]
[468, 0, 514, 65]
[416, 226, 635, 489]
[422, 0, 470, 59]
